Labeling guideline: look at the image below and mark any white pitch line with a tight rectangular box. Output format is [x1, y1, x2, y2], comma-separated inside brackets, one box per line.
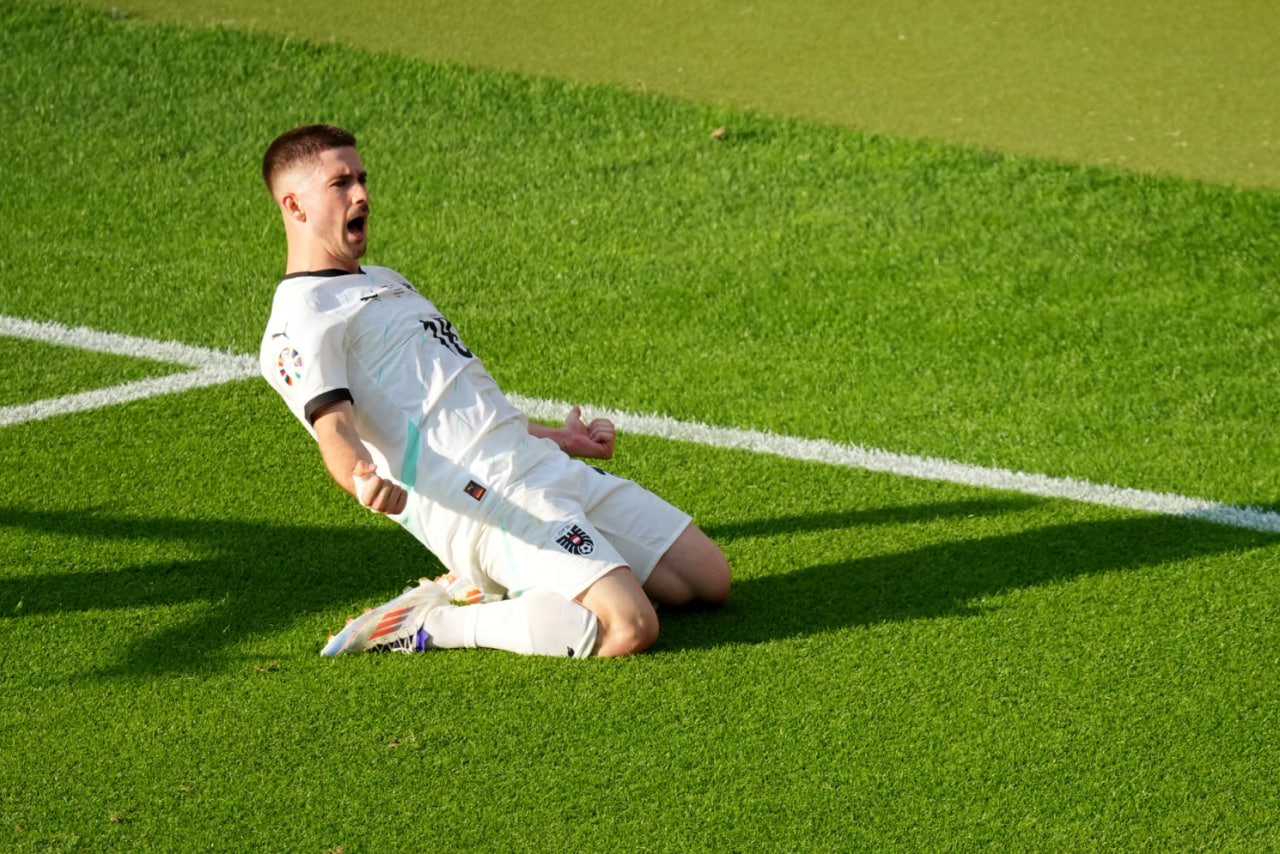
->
[0, 315, 257, 427]
[0, 315, 252, 369]
[510, 397, 1280, 536]
[0, 367, 257, 427]
[3, 314, 1278, 535]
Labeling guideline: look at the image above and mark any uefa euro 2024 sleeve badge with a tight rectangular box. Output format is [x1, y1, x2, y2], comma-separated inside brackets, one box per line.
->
[278, 348, 303, 386]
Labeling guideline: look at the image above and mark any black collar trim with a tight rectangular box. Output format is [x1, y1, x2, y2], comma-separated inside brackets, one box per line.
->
[283, 268, 363, 280]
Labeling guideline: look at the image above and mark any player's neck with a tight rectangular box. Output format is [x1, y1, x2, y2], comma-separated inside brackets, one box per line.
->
[285, 244, 362, 277]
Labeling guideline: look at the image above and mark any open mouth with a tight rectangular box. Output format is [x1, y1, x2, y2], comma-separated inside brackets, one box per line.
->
[347, 215, 367, 240]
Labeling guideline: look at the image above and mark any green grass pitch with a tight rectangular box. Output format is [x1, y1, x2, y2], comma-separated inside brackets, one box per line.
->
[2, 1, 1279, 850]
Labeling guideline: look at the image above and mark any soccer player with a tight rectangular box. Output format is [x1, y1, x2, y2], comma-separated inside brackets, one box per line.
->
[259, 124, 730, 658]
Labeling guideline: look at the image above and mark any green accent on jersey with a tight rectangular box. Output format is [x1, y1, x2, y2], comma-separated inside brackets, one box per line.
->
[400, 417, 422, 491]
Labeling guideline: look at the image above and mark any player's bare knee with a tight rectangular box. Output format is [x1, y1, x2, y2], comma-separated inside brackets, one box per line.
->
[683, 526, 731, 604]
[595, 609, 659, 657]
[703, 550, 732, 605]
[683, 542, 731, 605]
[620, 609, 659, 655]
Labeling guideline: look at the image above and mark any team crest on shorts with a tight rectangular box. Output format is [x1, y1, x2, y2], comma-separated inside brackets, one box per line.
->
[554, 523, 595, 556]
[277, 348, 303, 386]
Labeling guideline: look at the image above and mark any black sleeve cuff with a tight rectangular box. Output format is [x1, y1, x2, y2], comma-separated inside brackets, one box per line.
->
[304, 388, 355, 425]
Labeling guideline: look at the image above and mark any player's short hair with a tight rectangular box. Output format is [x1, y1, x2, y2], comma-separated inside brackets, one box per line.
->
[262, 124, 357, 196]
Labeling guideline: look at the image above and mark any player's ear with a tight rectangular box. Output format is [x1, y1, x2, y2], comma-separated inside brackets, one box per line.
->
[280, 191, 306, 222]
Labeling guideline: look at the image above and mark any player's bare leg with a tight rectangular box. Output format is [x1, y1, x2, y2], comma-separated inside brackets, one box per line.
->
[576, 525, 729, 657]
[577, 567, 660, 657]
[642, 523, 731, 608]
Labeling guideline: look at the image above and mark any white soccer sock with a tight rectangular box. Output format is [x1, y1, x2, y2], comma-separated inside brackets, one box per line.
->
[422, 591, 598, 658]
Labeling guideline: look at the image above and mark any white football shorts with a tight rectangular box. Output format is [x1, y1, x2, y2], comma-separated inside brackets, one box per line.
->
[399, 452, 692, 601]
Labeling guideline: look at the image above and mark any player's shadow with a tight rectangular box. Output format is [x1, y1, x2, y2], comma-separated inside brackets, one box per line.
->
[702, 496, 1039, 541]
[665, 502, 1277, 649]
[5, 498, 1275, 669]
[0, 504, 444, 679]
[0, 497, 1032, 675]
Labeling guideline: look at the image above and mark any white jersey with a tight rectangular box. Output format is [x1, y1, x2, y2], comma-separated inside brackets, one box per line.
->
[259, 265, 557, 502]
[260, 265, 689, 597]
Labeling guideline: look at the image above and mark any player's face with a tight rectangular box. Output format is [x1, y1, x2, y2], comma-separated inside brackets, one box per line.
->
[296, 146, 369, 271]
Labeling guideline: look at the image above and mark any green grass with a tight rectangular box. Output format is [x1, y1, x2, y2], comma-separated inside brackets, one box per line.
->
[0, 339, 187, 407]
[9, 1, 1280, 507]
[3, 1, 1280, 851]
[61, 0, 1280, 191]
[6, 385, 1279, 851]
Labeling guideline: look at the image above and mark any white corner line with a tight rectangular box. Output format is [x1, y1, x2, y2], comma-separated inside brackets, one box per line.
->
[3, 315, 1277, 535]
[0, 315, 257, 427]
[0, 366, 257, 427]
[0, 315, 253, 369]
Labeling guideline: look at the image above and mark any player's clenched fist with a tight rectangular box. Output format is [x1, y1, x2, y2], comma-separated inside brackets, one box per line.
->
[563, 405, 616, 460]
[352, 459, 408, 515]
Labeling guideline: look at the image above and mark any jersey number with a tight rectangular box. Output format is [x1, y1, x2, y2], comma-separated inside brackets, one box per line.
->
[420, 317, 473, 358]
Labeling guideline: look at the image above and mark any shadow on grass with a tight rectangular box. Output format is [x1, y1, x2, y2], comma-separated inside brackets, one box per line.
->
[703, 496, 1042, 540]
[671, 507, 1277, 650]
[3, 498, 1275, 671]
[0, 504, 442, 679]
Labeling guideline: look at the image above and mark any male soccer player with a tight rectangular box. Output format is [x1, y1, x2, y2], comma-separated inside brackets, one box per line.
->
[260, 124, 730, 658]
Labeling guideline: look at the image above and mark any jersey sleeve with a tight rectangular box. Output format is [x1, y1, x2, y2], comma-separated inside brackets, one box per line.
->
[260, 287, 354, 432]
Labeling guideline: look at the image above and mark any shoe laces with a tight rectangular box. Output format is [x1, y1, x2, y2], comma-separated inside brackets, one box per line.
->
[379, 627, 431, 654]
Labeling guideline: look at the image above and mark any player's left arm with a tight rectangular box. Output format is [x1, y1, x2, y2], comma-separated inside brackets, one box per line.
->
[313, 399, 408, 514]
[529, 406, 615, 460]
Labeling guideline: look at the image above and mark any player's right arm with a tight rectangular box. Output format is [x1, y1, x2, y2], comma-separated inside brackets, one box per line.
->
[312, 400, 408, 515]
